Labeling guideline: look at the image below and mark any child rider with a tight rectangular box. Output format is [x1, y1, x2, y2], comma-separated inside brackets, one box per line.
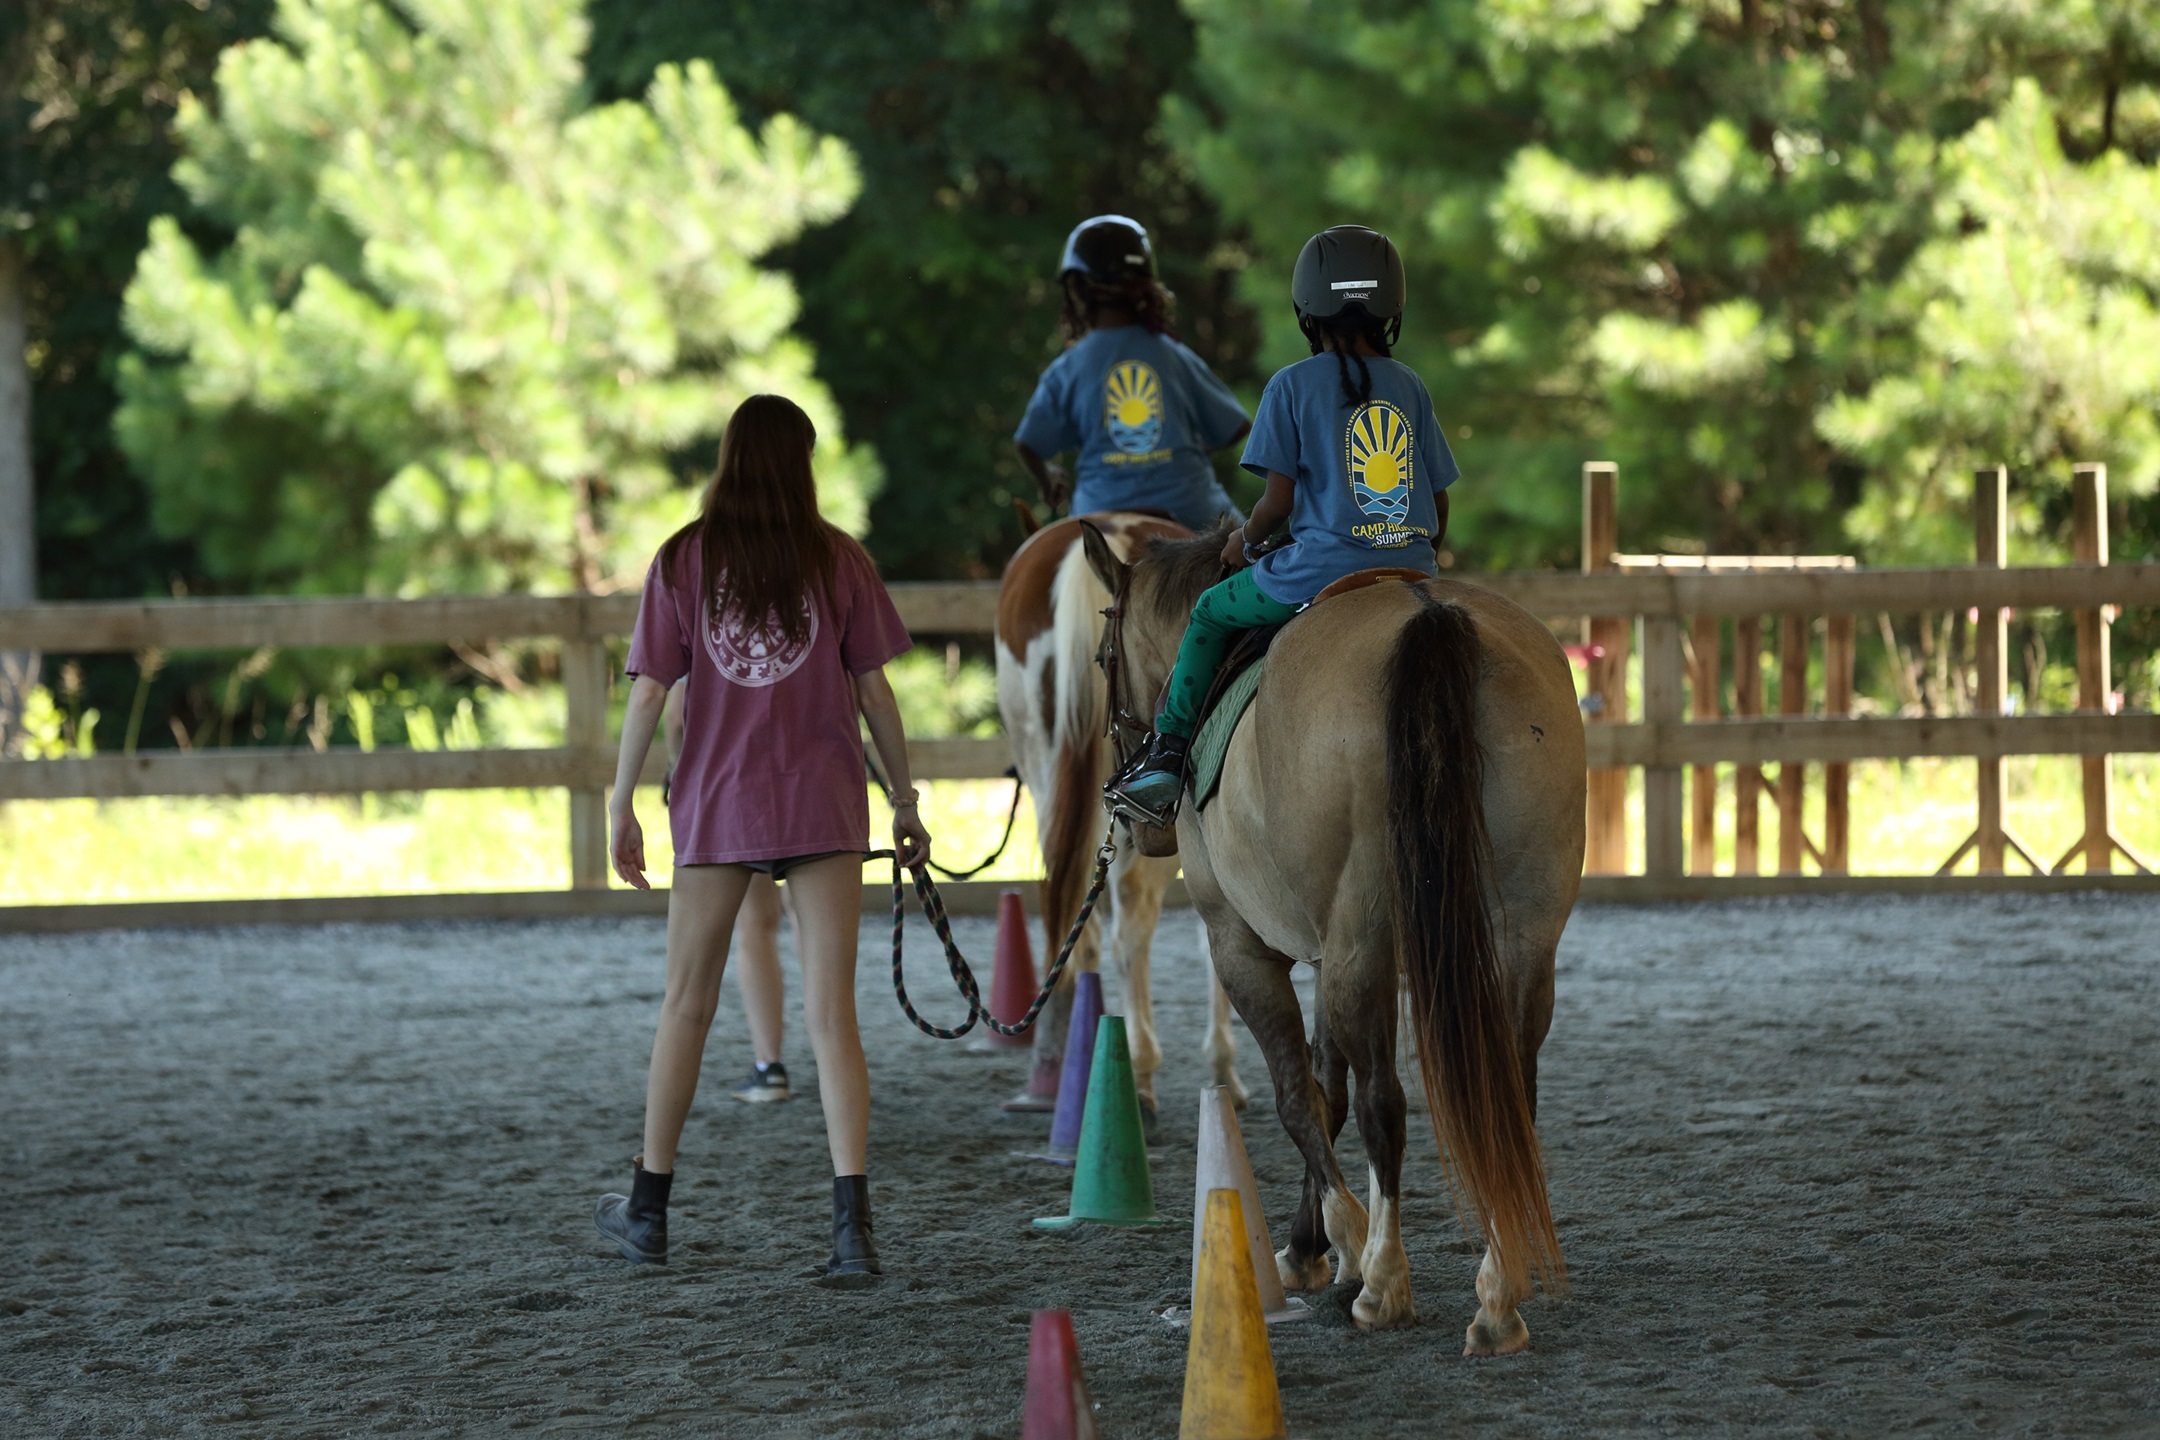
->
[1013, 214, 1250, 530]
[1108, 224, 1457, 825]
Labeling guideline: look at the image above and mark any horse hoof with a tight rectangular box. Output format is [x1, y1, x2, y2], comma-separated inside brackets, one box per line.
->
[1462, 1311, 1529, 1357]
[1351, 1286, 1416, 1332]
[1275, 1246, 1333, 1293]
[1225, 1077, 1251, 1111]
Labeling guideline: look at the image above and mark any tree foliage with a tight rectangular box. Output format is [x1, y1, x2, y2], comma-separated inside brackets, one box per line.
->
[6, 0, 275, 604]
[116, 0, 870, 596]
[1174, 0, 2160, 567]
[585, 0, 1261, 579]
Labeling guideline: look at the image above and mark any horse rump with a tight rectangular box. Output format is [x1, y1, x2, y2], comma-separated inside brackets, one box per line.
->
[1384, 585, 1565, 1296]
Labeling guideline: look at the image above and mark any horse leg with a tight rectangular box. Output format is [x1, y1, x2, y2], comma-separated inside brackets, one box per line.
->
[1466, 940, 1557, 1356]
[1199, 915, 1250, 1109]
[1324, 949, 1415, 1330]
[1107, 848, 1170, 1117]
[1280, 996, 1355, 1289]
[1207, 924, 1364, 1294]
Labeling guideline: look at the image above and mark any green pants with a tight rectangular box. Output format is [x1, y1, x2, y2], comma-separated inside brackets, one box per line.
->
[1155, 567, 1301, 739]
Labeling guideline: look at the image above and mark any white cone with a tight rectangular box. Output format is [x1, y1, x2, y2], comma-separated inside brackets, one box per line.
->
[1179, 1084, 1306, 1325]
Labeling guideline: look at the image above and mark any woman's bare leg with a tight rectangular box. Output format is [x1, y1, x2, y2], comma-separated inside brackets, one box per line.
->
[734, 874, 788, 1066]
[641, 863, 753, 1173]
[781, 853, 871, 1176]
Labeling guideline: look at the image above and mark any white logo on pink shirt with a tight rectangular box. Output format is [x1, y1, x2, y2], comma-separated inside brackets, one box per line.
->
[704, 598, 819, 688]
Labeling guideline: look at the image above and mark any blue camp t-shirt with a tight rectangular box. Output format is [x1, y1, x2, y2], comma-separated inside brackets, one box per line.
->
[1240, 353, 1456, 606]
[1013, 327, 1249, 530]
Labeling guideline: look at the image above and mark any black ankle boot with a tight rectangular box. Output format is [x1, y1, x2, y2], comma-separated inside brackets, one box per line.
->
[816, 1174, 882, 1289]
[594, 1161, 671, 1264]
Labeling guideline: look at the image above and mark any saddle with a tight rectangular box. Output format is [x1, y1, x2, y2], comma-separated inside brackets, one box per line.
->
[1185, 567, 1432, 809]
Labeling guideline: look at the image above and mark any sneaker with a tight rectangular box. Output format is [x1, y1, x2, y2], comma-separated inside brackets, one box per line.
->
[1106, 730, 1191, 828]
[731, 1061, 791, 1103]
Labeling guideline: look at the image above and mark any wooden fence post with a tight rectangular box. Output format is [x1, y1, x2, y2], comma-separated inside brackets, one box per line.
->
[1689, 614, 1721, 874]
[2054, 463, 2152, 874]
[1776, 614, 1808, 875]
[1823, 614, 1855, 872]
[1643, 613, 1685, 880]
[1974, 467, 2009, 875]
[1734, 615, 1763, 874]
[1582, 462, 1629, 874]
[1936, 467, 2045, 875]
[563, 631, 610, 892]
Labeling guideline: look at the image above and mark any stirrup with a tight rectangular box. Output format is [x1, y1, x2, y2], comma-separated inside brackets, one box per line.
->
[1104, 785, 1177, 830]
[1103, 763, 1182, 829]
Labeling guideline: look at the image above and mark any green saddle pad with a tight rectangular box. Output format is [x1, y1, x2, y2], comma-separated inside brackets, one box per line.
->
[1187, 660, 1266, 810]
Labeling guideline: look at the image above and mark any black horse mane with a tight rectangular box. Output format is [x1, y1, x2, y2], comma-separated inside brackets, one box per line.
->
[1136, 521, 1236, 625]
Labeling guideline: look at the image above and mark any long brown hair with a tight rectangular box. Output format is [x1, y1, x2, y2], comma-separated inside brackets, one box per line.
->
[660, 394, 852, 648]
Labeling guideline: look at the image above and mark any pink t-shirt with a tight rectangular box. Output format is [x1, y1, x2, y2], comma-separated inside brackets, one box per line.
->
[625, 532, 912, 865]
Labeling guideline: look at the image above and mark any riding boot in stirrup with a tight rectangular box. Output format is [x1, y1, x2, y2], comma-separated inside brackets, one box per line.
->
[1108, 730, 1190, 828]
[816, 1174, 883, 1289]
[594, 1160, 671, 1264]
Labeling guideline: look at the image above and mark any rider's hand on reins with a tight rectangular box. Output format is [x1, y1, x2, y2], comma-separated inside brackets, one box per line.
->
[1221, 523, 1250, 570]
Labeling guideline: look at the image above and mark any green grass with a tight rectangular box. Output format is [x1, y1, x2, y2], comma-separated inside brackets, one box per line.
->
[1608, 754, 2160, 876]
[2, 756, 2152, 906]
[0, 779, 1043, 906]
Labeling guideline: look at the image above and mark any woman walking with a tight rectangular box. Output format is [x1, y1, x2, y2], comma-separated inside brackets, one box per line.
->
[595, 394, 930, 1289]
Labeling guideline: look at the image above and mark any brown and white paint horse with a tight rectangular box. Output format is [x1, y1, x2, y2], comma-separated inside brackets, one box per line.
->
[1081, 522, 1581, 1351]
[994, 512, 1247, 1115]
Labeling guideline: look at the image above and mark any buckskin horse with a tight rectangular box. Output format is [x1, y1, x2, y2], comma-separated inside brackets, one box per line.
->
[1080, 520, 1582, 1351]
[994, 512, 1248, 1115]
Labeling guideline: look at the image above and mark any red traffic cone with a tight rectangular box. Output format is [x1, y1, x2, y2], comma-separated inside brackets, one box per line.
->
[970, 888, 1036, 1052]
[1023, 1309, 1099, 1440]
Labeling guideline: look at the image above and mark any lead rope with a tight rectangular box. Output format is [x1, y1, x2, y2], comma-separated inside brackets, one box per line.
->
[874, 830, 1116, 1040]
[865, 756, 1026, 883]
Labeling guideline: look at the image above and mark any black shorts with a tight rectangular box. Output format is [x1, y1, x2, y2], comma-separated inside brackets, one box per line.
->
[738, 851, 857, 881]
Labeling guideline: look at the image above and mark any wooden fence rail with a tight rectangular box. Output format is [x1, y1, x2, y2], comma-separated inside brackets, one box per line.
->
[5, 472, 2159, 929]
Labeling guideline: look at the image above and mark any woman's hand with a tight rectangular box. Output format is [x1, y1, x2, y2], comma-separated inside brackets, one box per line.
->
[893, 804, 933, 873]
[611, 802, 649, 890]
[1220, 524, 1249, 570]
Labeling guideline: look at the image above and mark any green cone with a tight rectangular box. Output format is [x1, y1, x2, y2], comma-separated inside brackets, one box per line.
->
[1033, 1015, 1168, 1229]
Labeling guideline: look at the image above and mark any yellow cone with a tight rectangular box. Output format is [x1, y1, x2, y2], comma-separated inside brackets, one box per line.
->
[1179, 1188, 1286, 1440]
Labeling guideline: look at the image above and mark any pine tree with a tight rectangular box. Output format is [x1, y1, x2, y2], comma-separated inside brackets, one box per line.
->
[1174, 0, 2158, 566]
[115, 0, 870, 596]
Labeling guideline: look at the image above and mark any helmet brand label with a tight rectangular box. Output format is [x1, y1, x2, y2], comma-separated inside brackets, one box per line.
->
[1330, 280, 1379, 289]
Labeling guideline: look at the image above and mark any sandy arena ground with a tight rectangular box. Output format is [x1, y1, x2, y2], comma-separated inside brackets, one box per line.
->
[2, 894, 2156, 1437]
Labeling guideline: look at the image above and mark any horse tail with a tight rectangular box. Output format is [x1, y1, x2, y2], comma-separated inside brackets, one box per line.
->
[1039, 538, 1111, 946]
[1385, 585, 1565, 1298]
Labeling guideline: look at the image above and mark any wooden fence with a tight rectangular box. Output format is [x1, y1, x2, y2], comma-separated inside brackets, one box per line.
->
[4, 464, 2158, 931]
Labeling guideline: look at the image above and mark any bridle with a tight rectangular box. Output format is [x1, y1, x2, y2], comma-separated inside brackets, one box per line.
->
[1096, 561, 1154, 769]
[1095, 556, 1174, 832]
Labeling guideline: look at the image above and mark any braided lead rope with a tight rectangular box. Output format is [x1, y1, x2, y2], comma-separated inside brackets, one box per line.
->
[862, 757, 1027, 883]
[880, 830, 1117, 1041]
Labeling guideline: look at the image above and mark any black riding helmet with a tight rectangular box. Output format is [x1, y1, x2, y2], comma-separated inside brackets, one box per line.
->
[1291, 224, 1405, 349]
[1060, 214, 1155, 283]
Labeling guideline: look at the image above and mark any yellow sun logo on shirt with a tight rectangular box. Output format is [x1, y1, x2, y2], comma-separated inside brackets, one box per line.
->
[1346, 400, 1412, 525]
[1104, 361, 1165, 455]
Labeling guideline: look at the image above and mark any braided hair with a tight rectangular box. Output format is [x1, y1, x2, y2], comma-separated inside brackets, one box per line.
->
[1304, 309, 1396, 407]
[1060, 274, 1179, 345]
